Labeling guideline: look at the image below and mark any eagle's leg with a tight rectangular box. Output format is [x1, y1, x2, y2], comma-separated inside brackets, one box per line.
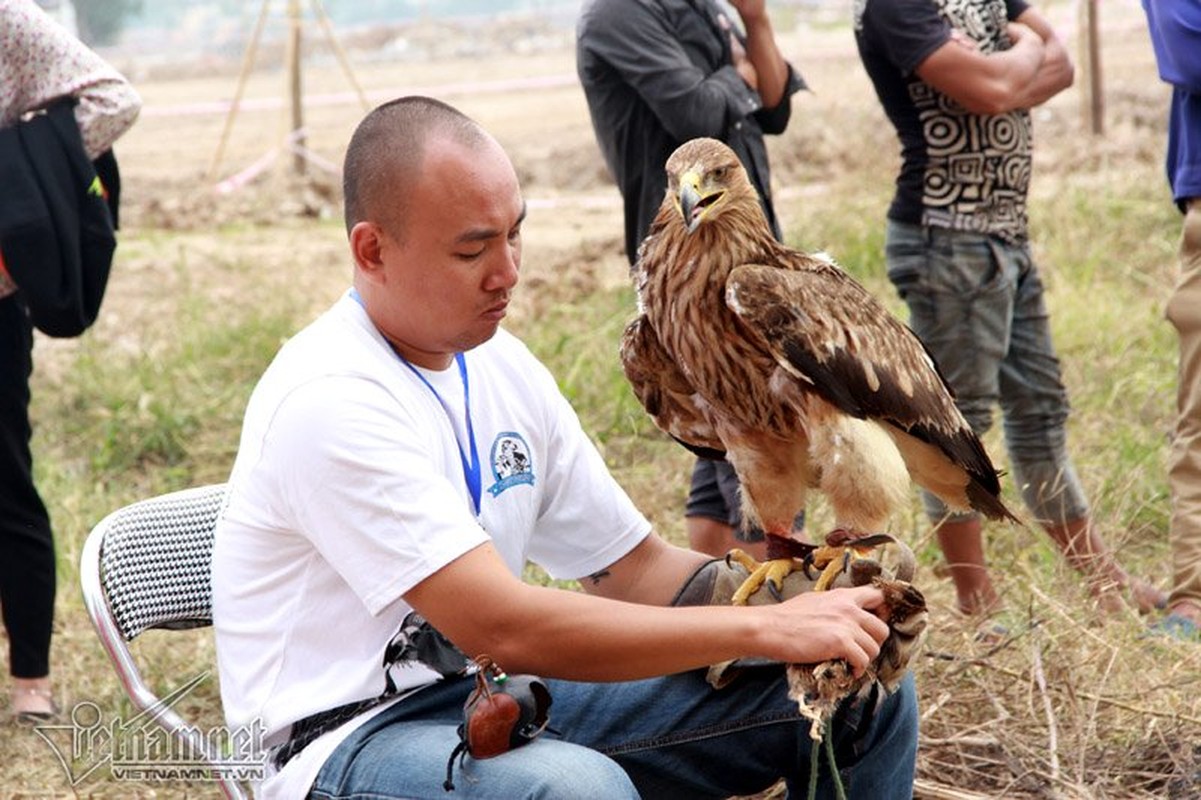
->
[728, 532, 816, 606]
[727, 530, 895, 603]
[811, 530, 897, 591]
[812, 548, 852, 592]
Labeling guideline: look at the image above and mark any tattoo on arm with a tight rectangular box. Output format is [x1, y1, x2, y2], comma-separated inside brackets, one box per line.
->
[586, 569, 611, 586]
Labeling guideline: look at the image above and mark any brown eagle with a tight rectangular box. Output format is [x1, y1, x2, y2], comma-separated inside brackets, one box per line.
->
[621, 137, 1016, 595]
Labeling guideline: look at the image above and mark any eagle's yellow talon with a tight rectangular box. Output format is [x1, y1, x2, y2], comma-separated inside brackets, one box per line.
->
[725, 548, 761, 574]
[813, 554, 847, 592]
[730, 557, 798, 605]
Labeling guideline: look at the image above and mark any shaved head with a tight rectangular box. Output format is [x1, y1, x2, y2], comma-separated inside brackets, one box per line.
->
[342, 96, 490, 237]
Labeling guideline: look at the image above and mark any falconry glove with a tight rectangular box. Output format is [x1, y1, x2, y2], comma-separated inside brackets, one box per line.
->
[671, 534, 927, 696]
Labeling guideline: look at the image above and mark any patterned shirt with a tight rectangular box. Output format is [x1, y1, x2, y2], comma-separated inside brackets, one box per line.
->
[854, 0, 1032, 244]
[0, 0, 141, 297]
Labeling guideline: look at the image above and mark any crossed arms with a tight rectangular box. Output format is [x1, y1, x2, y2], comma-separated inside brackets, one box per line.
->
[916, 6, 1074, 115]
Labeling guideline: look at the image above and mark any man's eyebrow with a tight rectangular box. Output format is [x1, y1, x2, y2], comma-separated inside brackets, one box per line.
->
[455, 202, 528, 244]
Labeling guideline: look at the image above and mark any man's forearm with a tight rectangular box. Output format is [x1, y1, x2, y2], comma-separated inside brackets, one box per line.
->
[742, 14, 789, 108]
[1011, 9, 1074, 108]
[1014, 33, 1074, 108]
[583, 533, 710, 606]
[915, 22, 1045, 115]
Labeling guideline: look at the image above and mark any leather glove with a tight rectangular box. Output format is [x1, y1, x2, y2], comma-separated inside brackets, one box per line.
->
[671, 535, 925, 690]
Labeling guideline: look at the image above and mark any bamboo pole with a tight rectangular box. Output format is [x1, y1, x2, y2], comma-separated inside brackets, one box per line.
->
[206, 0, 272, 181]
[309, 0, 371, 112]
[285, 0, 306, 176]
[1079, 0, 1104, 135]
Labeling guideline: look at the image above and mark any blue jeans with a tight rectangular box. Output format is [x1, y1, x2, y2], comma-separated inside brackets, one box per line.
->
[309, 667, 918, 799]
[884, 220, 1089, 526]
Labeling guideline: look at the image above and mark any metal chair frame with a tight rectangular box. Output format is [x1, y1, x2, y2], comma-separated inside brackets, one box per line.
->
[79, 483, 250, 800]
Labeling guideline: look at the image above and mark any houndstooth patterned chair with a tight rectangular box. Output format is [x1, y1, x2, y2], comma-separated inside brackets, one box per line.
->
[80, 483, 250, 800]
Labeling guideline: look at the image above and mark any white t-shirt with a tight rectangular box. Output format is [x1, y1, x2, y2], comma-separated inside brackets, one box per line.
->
[212, 290, 651, 798]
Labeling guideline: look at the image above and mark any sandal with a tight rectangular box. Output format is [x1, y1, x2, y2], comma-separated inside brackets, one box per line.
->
[1146, 613, 1201, 642]
[10, 686, 61, 725]
[1128, 578, 1169, 615]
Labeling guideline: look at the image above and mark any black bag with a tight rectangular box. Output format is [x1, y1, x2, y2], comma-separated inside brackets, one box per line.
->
[0, 99, 118, 337]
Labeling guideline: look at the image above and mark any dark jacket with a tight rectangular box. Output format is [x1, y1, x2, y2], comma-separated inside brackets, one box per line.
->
[0, 98, 118, 337]
[577, 0, 805, 262]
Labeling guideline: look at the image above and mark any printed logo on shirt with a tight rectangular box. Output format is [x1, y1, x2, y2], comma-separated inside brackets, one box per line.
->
[487, 431, 535, 497]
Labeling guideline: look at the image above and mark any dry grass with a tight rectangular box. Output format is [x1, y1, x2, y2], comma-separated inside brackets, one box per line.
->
[2, 1, 1199, 797]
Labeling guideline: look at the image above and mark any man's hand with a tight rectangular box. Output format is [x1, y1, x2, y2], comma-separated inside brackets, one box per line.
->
[1005, 20, 1042, 48]
[673, 551, 899, 680]
[948, 28, 978, 52]
[730, 33, 759, 92]
[727, 0, 765, 25]
[769, 586, 891, 676]
[722, 0, 789, 107]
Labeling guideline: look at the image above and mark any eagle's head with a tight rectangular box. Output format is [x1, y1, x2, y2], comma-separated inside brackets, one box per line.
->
[664, 138, 761, 235]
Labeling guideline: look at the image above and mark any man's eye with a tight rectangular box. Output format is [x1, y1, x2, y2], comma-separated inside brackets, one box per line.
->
[456, 248, 485, 260]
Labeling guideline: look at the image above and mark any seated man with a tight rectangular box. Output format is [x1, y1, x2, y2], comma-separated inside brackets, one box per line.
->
[212, 95, 918, 800]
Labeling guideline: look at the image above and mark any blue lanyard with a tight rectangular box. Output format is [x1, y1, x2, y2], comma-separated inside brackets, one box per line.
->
[397, 352, 482, 517]
[349, 289, 482, 517]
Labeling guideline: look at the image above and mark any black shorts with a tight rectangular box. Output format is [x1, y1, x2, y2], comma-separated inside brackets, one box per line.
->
[684, 458, 804, 541]
[685, 458, 766, 542]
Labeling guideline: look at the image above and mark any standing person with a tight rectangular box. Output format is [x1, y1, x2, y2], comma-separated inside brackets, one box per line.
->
[0, 0, 140, 722]
[212, 95, 919, 800]
[1143, 0, 1201, 640]
[853, 0, 1167, 619]
[577, 0, 806, 559]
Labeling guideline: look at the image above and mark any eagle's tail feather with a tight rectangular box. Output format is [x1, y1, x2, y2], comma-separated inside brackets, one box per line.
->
[966, 478, 1021, 524]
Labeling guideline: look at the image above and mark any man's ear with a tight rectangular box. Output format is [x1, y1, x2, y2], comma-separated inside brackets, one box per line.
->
[349, 221, 386, 277]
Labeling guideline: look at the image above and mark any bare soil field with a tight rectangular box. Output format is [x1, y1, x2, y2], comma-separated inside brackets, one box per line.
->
[88, 0, 1175, 374]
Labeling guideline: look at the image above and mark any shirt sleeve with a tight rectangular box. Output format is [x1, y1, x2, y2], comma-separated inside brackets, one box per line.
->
[580, 0, 760, 142]
[753, 63, 805, 136]
[262, 375, 490, 615]
[1005, 0, 1031, 21]
[519, 359, 651, 581]
[1144, 0, 1201, 93]
[0, 0, 141, 158]
[861, 0, 953, 77]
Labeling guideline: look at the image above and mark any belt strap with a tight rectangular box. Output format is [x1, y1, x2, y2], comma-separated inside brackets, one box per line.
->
[270, 693, 395, 770]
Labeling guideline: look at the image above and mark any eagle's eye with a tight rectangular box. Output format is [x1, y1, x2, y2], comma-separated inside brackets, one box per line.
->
[711, 166, 728, 182]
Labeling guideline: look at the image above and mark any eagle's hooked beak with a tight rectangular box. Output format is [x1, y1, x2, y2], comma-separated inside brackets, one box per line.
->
[676, 170, 716, 234]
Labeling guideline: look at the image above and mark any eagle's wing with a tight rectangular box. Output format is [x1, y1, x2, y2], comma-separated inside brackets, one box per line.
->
[725, 258, 1013, 520]
[620, 315, 727, 461]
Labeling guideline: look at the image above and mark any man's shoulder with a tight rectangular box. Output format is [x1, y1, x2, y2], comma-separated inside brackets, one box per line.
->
[858, 0, 944, 31]
[578, 0, 676, 36]
[474, 328, 547, 376]
[856, 0, 950, 74]
[248, 298, 385, 401]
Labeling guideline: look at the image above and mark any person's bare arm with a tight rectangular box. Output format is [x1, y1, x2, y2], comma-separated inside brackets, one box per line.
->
[577, 533, 708, 606]
[729, 0, 789, 108]
[1010, 7, 1074, 108]
[404, 540, 890, 682]
[915, 20, 1045, 115]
